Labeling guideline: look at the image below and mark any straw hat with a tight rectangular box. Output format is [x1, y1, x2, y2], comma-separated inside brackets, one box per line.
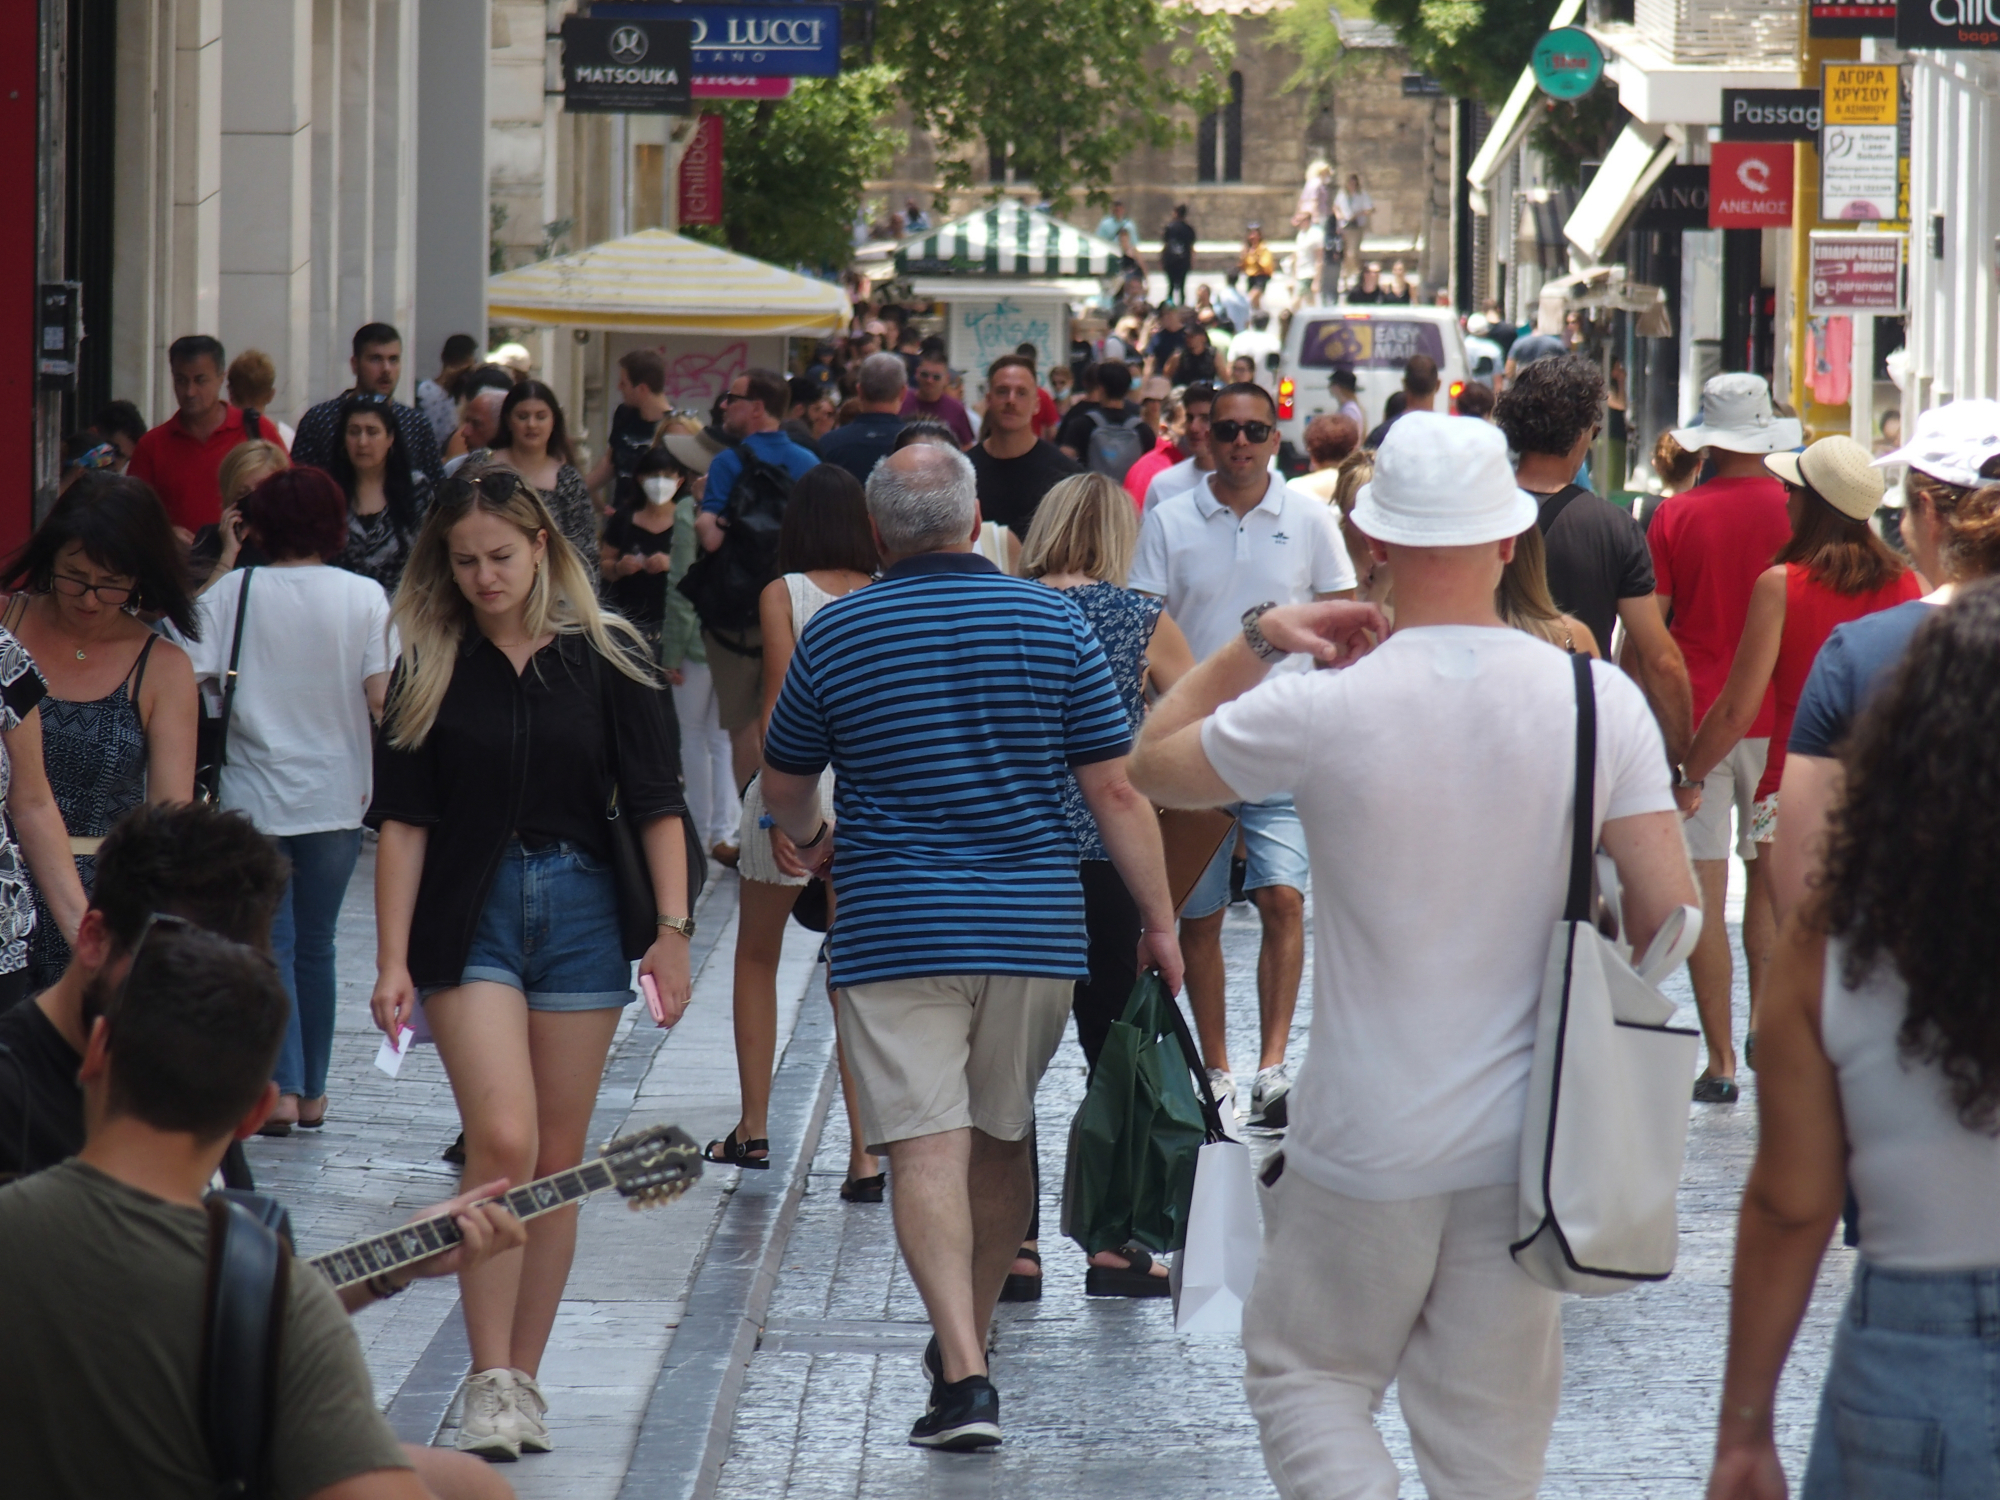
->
[1765, 435, 1886, 520]
[1350, 412, 1539, 547]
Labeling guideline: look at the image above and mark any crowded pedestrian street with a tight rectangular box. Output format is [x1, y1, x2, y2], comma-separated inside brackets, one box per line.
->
[7, 4, 2000, 1500]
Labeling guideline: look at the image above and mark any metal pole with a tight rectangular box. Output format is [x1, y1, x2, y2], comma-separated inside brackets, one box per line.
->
[35, 0, 66, 520]
[1850, 313, 1875, 448]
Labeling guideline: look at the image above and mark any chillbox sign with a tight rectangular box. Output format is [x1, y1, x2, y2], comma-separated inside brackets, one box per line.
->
[1710, 143, 1794, 228]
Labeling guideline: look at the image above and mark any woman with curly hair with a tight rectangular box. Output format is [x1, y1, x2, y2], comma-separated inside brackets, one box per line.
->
[1708, 578, 2000, 1499]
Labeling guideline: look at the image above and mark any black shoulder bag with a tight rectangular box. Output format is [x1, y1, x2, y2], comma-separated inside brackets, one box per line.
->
[1535, 484, 1589, 537]
[201, 1190, 294, 1500]
[195, 566, 256, 803]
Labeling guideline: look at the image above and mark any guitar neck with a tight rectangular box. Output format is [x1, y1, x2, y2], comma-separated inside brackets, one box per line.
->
[307, 1158, 619, 1290]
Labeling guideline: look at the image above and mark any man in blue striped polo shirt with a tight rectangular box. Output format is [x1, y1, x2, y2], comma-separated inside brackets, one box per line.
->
[762, 444, 1184, 1453]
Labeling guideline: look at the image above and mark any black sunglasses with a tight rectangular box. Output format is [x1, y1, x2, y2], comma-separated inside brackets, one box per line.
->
[1211, 419, 1275, 444]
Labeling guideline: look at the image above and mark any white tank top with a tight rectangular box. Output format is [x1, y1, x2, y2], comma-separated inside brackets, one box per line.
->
[783, 572, 841, 635]
[1821, 934, 2000, 1270]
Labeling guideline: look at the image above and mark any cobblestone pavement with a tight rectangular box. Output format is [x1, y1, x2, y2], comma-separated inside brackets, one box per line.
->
[713, 877, 1853, 1499]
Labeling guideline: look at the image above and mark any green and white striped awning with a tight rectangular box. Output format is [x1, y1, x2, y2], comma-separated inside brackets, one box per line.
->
[895, 201, 1123, 278]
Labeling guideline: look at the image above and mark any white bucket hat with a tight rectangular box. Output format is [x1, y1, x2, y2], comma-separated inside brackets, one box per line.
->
[1671, 372, 1803, 455]
[1871, 398, 2000, 489]
[1351, 412, 1540, 547]
[1765, 435, 1886, 521]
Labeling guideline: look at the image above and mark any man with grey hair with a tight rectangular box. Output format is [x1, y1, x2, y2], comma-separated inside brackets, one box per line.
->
[761, 443, 1183, 1453]
[818, 351, 909, 482]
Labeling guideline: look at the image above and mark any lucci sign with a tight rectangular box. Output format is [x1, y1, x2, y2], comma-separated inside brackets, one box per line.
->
[598, 3, 843, 78]
[560, 18, 693, 113]
[1530, 28, 1604, 100]
[1710, 143, 1794, 228]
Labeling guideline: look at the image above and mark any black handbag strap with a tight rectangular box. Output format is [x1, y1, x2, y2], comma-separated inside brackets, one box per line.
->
[201, 1193, 291, 1500]
[215, 566, 256, 772]
[1564, 652, 1597, 924]
[1155, 973, 1232, 1143]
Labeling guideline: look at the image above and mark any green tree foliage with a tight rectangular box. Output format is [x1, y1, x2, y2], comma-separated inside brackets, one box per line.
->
[1529, 80, 1626, 187]
[873, 0, 1234, 209]
[1278, 0, 1566, 108]
[686, 67, 902, 270]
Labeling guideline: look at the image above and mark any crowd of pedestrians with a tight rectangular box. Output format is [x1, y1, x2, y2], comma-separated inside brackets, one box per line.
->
[1, 285, 1997, 1500]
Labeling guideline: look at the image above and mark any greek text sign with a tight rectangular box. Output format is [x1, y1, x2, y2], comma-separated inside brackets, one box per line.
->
[596, 3, 842, 78]
[1809, 2, 1896, 36]
[1808, 232, 1905, 313]
[1710, 143, 1794, 228]
[560, 18, 693, 113]
[1822, 63, 1899, 125]
[1821, 124, 1900, 221]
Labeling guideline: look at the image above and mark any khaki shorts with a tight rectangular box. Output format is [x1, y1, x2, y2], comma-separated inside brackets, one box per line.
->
[702, 625, 763, 732]
[1685, 736, 1767, 863]
[836, 974, 1075, 1153]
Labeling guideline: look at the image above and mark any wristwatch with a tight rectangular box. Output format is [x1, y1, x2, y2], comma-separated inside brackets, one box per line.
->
[1674, 763, 1700, 791]
[1241, 601, 1283, 662]
[656, 914, 696, 939]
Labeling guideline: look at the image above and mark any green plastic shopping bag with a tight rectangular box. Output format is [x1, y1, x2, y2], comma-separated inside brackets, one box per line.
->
[1060, 970, 1224, 1256]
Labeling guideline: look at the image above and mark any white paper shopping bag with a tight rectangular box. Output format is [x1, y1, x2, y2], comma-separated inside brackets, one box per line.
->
[1170, 1138, 1260, 1334]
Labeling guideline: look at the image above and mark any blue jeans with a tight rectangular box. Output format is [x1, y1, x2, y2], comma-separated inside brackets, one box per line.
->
[1182, 796, 1311, 919]
[271, 828, 363, 1100]
[1802, 1260, 2000, 1498]
[427, 840, 632, 1011]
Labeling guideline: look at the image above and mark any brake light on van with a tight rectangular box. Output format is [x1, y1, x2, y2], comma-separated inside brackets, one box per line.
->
[1277, 377, 1295, 421]
[1450, 380, 1465, 403]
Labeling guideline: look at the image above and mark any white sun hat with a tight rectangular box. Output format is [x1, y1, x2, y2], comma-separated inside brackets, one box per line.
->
[1670, 372, 1803, 455]
[1871, 398, 2000, 490]
[1350, 411, 1540, 547]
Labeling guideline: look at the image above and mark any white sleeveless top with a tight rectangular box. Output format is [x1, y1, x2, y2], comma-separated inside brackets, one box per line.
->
[1821, 934, 2000, 1270]
[784, 572, 840, 635]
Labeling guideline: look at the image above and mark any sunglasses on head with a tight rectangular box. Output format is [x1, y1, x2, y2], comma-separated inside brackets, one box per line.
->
[1210, 419, 1274, 444]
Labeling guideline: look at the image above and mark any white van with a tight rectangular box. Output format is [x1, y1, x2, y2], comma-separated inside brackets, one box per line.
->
[1270, 305, 1470, 460]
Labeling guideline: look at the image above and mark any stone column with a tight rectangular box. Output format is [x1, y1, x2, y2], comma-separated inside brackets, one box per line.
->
[415, 0, 491, 370]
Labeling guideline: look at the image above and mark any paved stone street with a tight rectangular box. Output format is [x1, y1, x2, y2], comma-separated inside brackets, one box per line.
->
[278, 852, 1846, 1497]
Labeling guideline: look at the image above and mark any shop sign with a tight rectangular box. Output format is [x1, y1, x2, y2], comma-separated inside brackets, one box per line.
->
[1710, 143, 1795, 227]
[1898, 0, 2000, 48]
[1809, 2, 1897, 36]
[1809, 231, 1906, 314]
[1631, 164, 1711, 232]
[1530, 28, 1604, 101]
[560, 18, 693, 113]
[1721, 89, 1822, 142]
[1401, 74, 1445, 97]
[693, 77, 793, 100]
[596, 3, 843, 78]
[1822, 63, 1900, 125]
[677, 114, 724, 226]
[1821, 124, 1900, 221]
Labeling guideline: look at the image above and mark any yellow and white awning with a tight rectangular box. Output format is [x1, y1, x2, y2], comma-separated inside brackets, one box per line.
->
[486, 228, 851, 336]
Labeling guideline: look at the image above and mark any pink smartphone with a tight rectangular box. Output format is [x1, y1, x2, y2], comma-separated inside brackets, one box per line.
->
[640, 973, 669, 1028]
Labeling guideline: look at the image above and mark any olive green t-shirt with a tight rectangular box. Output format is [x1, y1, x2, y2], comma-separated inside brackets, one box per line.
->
[0, 1159, 410, 1499]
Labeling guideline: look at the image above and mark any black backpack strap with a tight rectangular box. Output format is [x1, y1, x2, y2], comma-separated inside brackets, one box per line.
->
[216, 567, 256, 770]
[241, 408, 262, 442]
[1564, 653, 1598, 924]
[202, 1194, 292, 1500]
[1536, 484, 1588, 538]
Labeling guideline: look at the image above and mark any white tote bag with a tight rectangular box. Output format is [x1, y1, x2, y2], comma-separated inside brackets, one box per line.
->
[1170, 1138, 1261, 1334]
[1512, 655, 1704, 1297]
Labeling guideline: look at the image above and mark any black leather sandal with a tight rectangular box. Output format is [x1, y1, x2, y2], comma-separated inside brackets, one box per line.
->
[998, 1245, 1042, 1302]
[703, 1130, 771, 1169]
[1692, 1074, 1740, 1105]
[1085, 1245, 1173, 1298]
[839, 1173, 885, 1203]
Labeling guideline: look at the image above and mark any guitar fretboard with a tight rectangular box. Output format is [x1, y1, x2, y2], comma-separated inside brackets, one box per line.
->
[308, 1159, 618, 1290]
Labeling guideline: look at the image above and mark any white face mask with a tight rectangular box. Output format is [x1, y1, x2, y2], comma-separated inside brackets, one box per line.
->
[642, 475, 680, 506]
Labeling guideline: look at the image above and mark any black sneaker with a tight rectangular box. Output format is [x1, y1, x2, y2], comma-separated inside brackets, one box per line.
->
[921, 1336, 942, 1392]
[908, 1374, 1001, 1452]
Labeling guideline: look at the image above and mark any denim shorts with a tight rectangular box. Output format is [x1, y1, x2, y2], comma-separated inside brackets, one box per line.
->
[1183, 795, 1312, 919]
[425, 841, 632, 1012]
[1802, 1259, 2000, 1498]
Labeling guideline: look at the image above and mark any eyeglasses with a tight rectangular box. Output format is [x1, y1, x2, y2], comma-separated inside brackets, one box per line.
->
[1210, 419, 1275, 445]
[718, 392, 751, 406]
[51, 573, 135, 606]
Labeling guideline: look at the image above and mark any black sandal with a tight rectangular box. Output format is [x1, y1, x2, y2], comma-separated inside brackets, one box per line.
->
[1692, 1074, 1741, 1105]
[839, 1173, 885, 1203]
[998, 1245, 1042, 1303]
[703, 1130, 771, 1169]
[1085, 1245, 1173, 1299]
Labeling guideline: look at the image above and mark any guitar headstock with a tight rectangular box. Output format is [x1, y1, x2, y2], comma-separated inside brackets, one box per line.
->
[601, 1124, 703, 1208]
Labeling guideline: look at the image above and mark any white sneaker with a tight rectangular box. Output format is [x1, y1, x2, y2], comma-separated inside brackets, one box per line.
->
[1248, 1065, 1292, 1131]
[1206, 1068, 1237, 1108]
[508, 1369, 553, 1453]
[456, 1368, 520, 1462]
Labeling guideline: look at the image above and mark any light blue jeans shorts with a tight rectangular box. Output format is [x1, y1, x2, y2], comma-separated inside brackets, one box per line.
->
[1182, 795, 1311, 920]
[424, 840, 632, 1012]
[1802, 1259, 2000, 1498]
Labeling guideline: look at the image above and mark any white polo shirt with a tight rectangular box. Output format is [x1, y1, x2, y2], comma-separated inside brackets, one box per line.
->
[1130, 471, 1357, 662]
[1142, 453, 1282, 512]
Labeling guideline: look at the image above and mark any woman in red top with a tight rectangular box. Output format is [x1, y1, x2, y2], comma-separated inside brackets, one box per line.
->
[1684, 434, 1922, 860]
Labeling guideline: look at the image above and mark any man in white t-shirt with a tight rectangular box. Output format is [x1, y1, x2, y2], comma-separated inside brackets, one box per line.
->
[1129, 382, 1357, 1129]
[1129, 411, 1696, 1500]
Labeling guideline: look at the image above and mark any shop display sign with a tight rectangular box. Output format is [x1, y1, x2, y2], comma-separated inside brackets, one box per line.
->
[677, 115, 724, 226]
[1809, 2, 1896, 37]
[1821, 124, 1900, 220]
[1722, 89, 1823, 141]
[1530, 28, 1604, 101]
[1710, 143, 1795, 228]
[1822, 63, 1899, 125]
[596, 3, 843, 78]
[1809, 232, 1906, 314]
[1897, 0, 2000, 49]
[560, 18, 693, 113]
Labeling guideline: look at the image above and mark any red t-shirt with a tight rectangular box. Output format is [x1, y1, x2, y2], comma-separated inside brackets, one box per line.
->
[1649, 476, 1793, 735]
[127, 405, 283, 532]
[1760, 563, 1923, 799]
[1123, 437, 1186, 509]
[1034, 387, 1060, 439]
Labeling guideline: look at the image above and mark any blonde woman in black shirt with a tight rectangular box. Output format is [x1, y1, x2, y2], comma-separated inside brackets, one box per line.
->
[368, 467, 691, 1462]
